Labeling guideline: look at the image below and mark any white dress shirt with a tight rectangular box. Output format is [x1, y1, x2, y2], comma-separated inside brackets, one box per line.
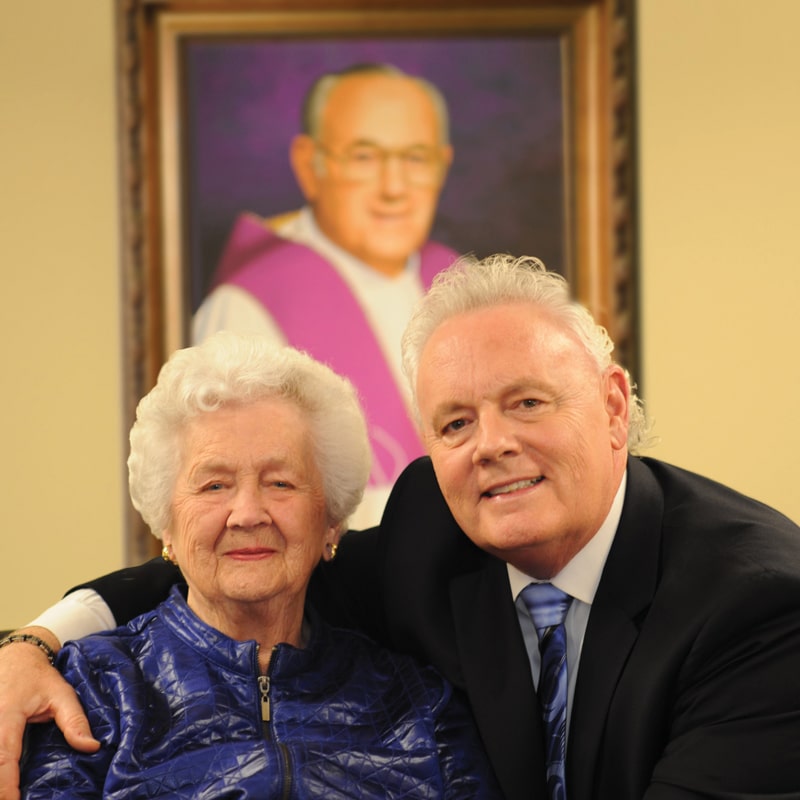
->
[506, 471, 627, 739]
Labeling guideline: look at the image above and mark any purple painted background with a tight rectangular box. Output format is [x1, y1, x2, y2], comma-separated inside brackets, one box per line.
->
[183, 35, 565, 311]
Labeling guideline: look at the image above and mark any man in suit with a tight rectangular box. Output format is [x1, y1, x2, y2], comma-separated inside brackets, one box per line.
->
[1, 254, 799, 800]
[194, 62, 456, 528]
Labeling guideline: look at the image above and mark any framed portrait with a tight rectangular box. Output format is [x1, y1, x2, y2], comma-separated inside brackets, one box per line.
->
[117, 0, 638, 561]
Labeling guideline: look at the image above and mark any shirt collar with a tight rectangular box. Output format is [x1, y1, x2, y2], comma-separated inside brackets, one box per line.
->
[286, 206, 420, 282]
[507, 470, 628, 605]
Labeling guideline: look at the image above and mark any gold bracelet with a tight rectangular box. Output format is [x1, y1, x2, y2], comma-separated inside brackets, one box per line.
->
[0, 633, 56, 664]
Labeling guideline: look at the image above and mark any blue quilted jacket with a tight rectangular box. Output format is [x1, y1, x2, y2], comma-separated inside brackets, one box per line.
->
[21, 586, 500, 799]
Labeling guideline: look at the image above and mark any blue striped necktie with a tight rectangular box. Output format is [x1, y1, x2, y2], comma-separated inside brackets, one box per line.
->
[521, 582, 573, 800]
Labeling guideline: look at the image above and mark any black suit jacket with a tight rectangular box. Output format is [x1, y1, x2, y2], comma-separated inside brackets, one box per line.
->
[87, 456, 800, 799]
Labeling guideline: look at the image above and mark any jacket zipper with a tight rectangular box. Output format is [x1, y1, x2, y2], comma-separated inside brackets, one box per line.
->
[258, 674, 271, 729]
[257, 646, 292, 800]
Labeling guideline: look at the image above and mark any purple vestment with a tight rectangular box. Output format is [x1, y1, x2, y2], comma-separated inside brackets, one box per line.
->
[214, 213, 458, 487]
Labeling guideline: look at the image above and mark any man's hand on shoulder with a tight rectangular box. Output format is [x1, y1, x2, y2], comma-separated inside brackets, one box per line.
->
[0, 626, 99, 800]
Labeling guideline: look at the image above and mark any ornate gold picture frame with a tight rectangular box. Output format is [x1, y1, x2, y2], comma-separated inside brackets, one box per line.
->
[116, 0, 638, 561]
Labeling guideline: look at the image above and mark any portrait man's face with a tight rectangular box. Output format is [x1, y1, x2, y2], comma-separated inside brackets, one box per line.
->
[414, 302, 629, 577]
[291, 73, 453, 276]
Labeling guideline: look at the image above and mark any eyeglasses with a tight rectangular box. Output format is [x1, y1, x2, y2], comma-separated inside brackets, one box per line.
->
[315, 141, 445, 186]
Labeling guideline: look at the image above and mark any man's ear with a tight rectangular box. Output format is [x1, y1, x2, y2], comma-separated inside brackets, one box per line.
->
[438, 144, 454, 183]
[289, 134, 321, 202]
[605, 366, 630, 451]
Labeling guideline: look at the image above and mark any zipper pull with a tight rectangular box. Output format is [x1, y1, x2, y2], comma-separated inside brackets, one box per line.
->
[258, 675, 271, 722]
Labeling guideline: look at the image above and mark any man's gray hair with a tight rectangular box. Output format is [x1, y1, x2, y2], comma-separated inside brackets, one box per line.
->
[301, 62, 451, 145]
[128, 332, 371, 537]
[401, 253, 651, 452]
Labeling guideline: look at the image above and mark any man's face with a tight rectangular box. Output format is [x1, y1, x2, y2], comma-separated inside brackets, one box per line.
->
[291, 73, 452, 276]
[416, 302, 630, 578]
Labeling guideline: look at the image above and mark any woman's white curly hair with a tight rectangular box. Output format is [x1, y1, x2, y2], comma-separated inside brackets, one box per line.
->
[128, 332, 371, 537]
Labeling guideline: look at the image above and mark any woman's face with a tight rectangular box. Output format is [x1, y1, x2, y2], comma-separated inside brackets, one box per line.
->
[162, 397, 338, 629]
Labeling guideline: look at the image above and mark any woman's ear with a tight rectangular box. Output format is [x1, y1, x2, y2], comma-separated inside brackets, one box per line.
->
[161, 526, 174, 548]
[323, 523, 344, 561]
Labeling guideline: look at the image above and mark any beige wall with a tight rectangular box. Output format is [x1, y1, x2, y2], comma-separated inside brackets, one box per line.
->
[1, 3, 123, 625]
[638, 0, 800, 522]
[2, 0, 798, 626]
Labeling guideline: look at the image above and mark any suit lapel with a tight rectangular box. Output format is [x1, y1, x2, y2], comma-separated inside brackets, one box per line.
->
[450, 559, 548, 800]
[568, 457, 664, 800]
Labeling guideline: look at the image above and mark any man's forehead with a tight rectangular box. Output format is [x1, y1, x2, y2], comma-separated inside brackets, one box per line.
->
[417, 305, 594, 386]
[323, 75, 440, 139]
[443, 302, 576, 343]
[330, 72, 419, 100]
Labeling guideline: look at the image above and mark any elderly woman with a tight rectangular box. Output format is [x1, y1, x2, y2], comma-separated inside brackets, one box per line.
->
[20, 332, 499, 799]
